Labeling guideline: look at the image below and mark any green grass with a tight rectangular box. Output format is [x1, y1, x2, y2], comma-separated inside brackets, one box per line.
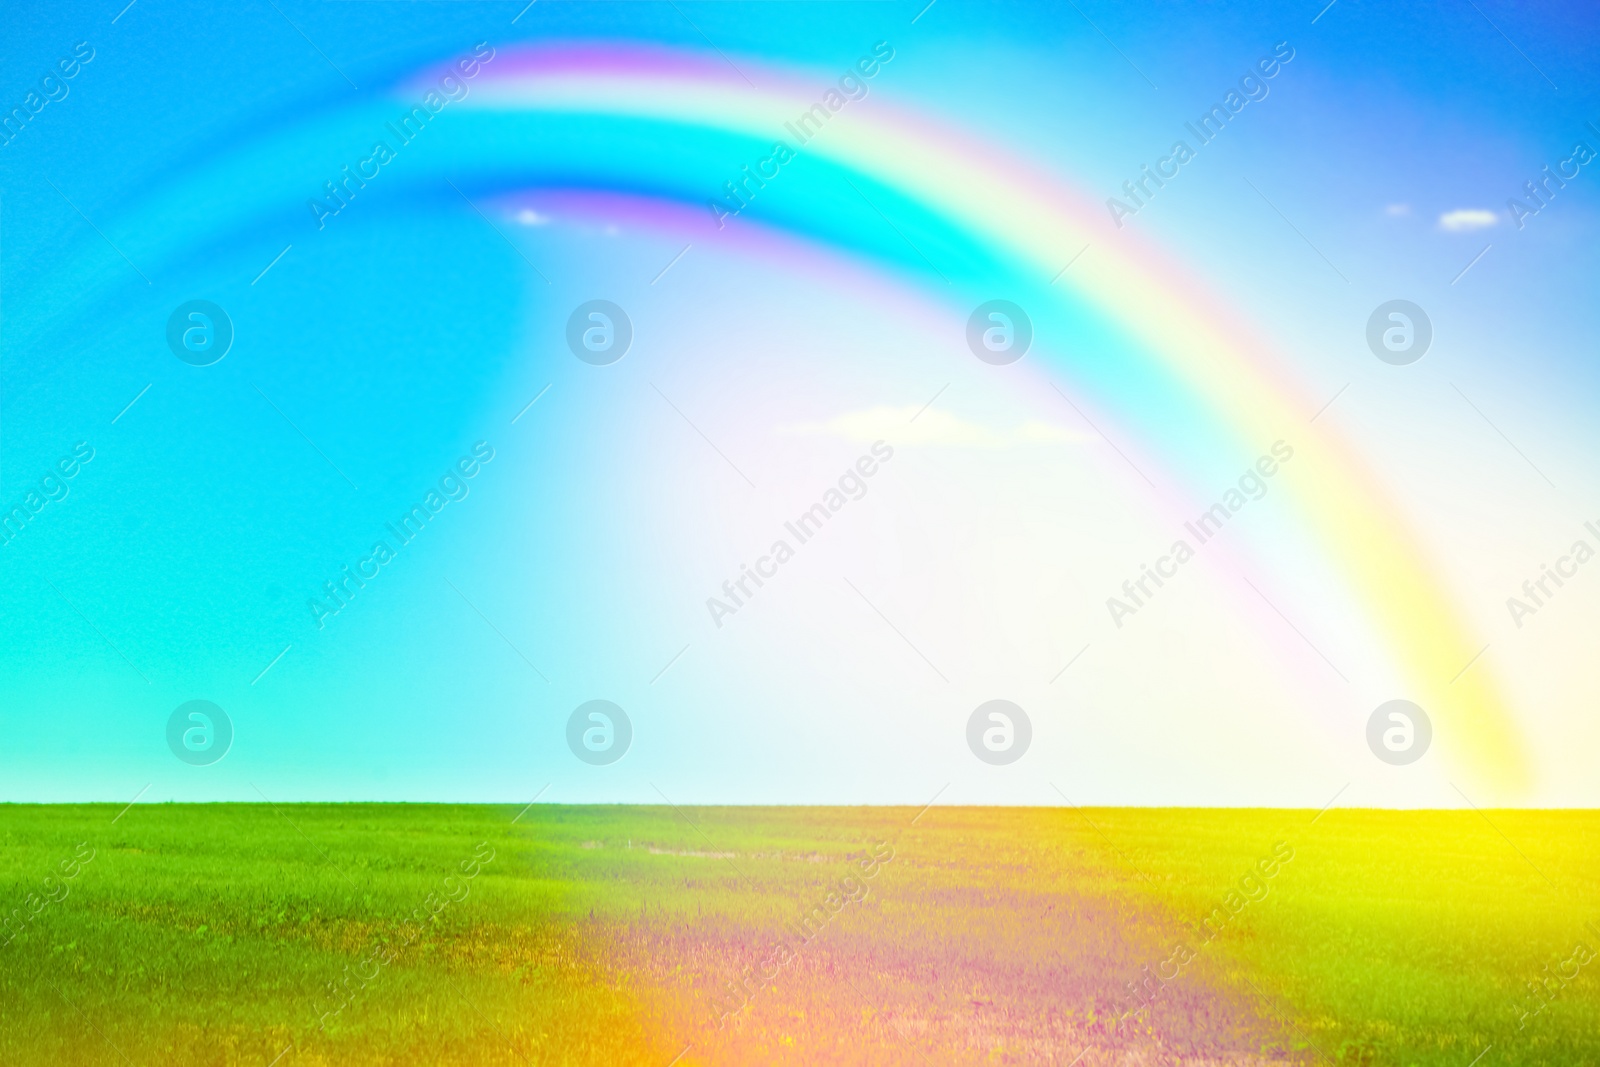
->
[2, 804, 1597, 1065]
[1090, 807, 1600, 1066]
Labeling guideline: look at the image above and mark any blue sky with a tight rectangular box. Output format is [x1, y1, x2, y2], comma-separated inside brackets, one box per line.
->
[2, 0, 1597, 806]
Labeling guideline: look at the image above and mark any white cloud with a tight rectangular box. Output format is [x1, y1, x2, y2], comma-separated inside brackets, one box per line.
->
[1438, 208, 1499, 232]
[1385, 203, 1411, 217]
[782, 406, 1094, 448]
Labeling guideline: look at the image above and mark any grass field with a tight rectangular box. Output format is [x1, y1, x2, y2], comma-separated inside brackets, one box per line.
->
[2, 803, 1598, 1065]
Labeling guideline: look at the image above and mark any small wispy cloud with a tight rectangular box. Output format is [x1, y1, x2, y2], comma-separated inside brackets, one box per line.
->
[1385, 203, 1411, 217]
[783, 406, 1093, 448]
[1438, 208, 1499, 232]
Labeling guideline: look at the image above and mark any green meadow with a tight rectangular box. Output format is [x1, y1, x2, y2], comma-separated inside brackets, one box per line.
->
[2, 803, 1596, 1065]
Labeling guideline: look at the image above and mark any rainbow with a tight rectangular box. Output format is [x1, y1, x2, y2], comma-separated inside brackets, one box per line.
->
[452, 43, 1527, 793]
[35, 41, 1526, 793]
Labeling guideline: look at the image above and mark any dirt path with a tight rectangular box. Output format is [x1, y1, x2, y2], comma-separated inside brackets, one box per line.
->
[555, 809, 1312, 1065]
